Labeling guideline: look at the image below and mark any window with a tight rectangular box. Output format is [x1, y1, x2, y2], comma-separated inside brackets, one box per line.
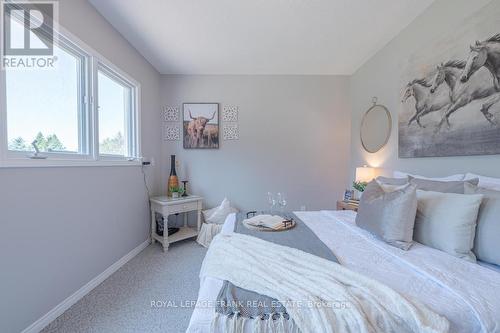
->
[0, 23, 140, 167]
[97, 66, 135, 158]
[6, 40, 85, 154]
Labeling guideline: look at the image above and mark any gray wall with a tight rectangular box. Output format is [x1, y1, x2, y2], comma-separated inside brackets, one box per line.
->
[0, 1, 161, 332]
[161, 75, 351, 211]
[349, 0, 498, 180]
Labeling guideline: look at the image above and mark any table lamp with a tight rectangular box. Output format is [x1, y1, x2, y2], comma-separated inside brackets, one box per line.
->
[355, 165, 377, 183]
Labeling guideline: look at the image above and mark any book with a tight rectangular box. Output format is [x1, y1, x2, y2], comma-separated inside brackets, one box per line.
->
[243, 214, 286, 230]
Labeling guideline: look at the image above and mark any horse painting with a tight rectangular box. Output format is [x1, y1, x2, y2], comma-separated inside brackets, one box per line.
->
[399, 28, 500, 158]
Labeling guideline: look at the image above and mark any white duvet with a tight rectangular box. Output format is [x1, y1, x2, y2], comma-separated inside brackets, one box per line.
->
[187, 211, 500, 333]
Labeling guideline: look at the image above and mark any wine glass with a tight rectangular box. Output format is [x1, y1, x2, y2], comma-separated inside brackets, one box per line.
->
[277, 192, 287, 214]
[267, 192, 276, 214]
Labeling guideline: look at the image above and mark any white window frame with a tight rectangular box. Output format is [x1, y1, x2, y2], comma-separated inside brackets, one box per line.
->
[94, 60, 141, 161]
[0, 23, 141, 168]
[2, 33, 91, 161]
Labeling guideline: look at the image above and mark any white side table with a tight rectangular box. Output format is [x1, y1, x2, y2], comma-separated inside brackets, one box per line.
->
[150, 195, 203, 252]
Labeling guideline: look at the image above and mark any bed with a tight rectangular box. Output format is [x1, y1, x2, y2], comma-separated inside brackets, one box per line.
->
[187, 210, 500, 333]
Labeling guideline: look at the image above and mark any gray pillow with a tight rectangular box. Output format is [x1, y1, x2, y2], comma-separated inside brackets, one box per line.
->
[465, 184, 500, 266]
[409, 176, 479, 194]
[376, 176, 410, 193]
[414, 190, 483, 262]
[356, 180, 417, 250]
[376, 176, 409, 185]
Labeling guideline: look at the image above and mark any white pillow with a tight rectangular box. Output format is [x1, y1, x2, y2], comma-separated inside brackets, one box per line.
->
[465, 173, 500, 191]
[413, 190, 483, 262]
[202, 207, 217, 222]
[393, 170, 464, 181]
[465, 184, 500, 266]
[203, 198, 238, 224]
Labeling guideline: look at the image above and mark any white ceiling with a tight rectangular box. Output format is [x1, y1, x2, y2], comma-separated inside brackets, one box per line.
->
[89, 0, 435, 75]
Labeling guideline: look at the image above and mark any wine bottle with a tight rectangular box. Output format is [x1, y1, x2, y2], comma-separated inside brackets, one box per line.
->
[168, 155, 179, 197]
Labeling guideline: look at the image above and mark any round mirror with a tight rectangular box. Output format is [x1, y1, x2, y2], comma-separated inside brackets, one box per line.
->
[360, 102, 392, 153]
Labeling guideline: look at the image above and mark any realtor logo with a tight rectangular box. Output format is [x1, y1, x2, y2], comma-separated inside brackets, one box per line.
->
[1, 0, 58, 69]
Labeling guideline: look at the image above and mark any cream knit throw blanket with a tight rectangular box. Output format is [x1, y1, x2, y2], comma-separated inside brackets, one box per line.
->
[201, 233, 449, 333]
[197, 223, 223, 248]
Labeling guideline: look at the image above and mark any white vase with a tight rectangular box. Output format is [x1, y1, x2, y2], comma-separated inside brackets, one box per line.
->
[353, 189, 363, 200]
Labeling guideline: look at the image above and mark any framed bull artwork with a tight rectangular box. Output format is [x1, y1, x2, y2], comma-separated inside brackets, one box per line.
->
[183, 103, 219, 149]
[399, 2, 500, 158]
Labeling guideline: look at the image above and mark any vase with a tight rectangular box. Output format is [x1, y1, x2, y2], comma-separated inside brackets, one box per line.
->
[353, 189, 363, 200]
[168, 155, 179, 197]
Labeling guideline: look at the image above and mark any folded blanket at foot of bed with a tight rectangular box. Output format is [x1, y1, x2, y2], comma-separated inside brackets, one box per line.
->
[215, 213, 338, 329]
[201, 218, 449, 333]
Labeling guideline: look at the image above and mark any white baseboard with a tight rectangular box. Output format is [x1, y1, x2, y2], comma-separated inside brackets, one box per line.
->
[22, 239, 150, 333]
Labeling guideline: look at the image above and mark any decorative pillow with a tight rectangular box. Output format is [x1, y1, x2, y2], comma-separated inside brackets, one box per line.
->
[393, 171, 464, 181]
[409, 176, 479, 194]
[202, 206, 217, 222]
[465, 173, 500, 191]
[376, 176, 409, 192]
[465, 184, 500, 266]
[356, 180, 418, 250]
[203, 198, 238, 224]
[413, 190, 483, 262]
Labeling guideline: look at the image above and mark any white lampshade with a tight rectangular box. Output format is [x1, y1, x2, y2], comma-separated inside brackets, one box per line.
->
[355, 166, 377, 183]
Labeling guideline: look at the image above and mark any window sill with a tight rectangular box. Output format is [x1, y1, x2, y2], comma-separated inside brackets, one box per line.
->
[0, 158, 142, 168]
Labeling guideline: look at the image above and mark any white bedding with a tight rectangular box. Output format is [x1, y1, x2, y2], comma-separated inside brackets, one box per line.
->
[187, 211, 500, 333]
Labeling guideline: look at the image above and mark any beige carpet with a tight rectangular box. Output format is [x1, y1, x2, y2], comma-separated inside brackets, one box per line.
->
[42, 239, 207, 333]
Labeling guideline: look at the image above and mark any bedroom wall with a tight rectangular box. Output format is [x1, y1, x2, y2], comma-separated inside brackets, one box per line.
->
[349, 0, 498, 180]
[0, 1, 161, 332]
[160, 75, 351, 211]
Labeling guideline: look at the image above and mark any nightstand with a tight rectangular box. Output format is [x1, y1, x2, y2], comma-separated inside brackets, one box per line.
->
[150, 195, 203, 252]
[336, 200, 359, 212]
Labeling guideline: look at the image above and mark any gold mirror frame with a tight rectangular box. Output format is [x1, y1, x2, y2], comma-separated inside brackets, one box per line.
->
[360, 97, 392, 153]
